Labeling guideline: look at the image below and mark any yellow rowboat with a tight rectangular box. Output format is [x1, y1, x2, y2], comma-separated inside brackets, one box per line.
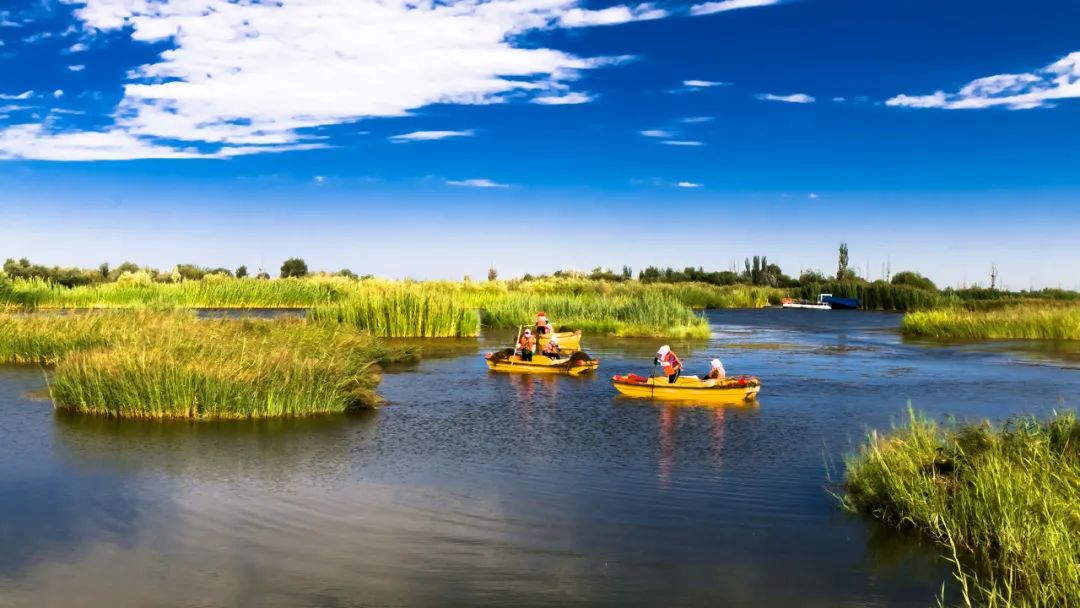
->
[611, 373, 761, 402]
[538, 330, 582, 352]
[485, 350, 598, 376]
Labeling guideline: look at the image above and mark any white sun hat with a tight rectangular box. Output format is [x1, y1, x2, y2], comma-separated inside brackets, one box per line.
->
[657, 345, 671, 356]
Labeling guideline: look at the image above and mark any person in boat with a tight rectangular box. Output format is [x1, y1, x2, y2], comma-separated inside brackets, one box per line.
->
[703, 358, 726, 381]
[654, 345, 682, 384]
[541, 332, 561, 359]
[518, 329, 536, 361]
[535, 312, 553, 336]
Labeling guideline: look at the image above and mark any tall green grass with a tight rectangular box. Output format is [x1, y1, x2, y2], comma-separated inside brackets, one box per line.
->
[309, 288, 481, 337]
[0, 312, 417, 418]
[902, 306, 1080, 340]
[473, 292, 710, 338]
[841, 407, 1080, 607]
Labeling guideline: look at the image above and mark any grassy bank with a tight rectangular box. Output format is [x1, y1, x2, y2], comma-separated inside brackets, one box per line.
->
[901, 305, 1080, 340]
[840, 408, 1080, 607]
[3, 276, 736, 338]
[0, 312, 417, 418]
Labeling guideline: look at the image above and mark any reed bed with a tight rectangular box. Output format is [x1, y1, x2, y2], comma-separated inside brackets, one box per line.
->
[0, 312, 417, 419]
[308, 288, 481, 337]
[473, 292, 711, 338]
[840, 408, 1080, 607]
[902, 306, 1080, 340]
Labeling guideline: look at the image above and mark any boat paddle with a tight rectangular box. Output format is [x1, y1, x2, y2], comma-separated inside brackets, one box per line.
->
[651, 359, 658, 400]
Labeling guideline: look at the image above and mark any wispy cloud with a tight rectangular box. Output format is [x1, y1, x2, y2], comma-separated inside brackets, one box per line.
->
[683, 79, 726, 88]
[68, 65, 86, 72]
[0, 90, 33, 100]
[446, 178, 511, 188]
[313, 175, 326, 185]
[532, 92, 596, 105]
[886, 51, 1080, 110]
[661, 140, 704, 146]
[690, 0, 781, 16]
[559, 3, 667, 27]
[680, 116, 714, 123]
[640, 129, 673, 138]
[809, 192, 819, 199]
[676, 181, 703, 188]
[0, 0, 648, 161]
[756, 93, 815, 103]
[670, 79, 730, 94]
[389, 130, 474, 143]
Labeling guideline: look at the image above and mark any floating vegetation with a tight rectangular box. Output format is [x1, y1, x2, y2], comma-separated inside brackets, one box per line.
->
[901, 306, 1080, 340]
[840, 407, 1080, 607]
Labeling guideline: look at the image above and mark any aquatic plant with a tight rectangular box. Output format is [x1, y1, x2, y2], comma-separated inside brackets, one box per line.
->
[309, 287, 481, 337]
[0, 312, 418, 418]
[901, 306, 1080, 340]
[841, 407, 1080, 607]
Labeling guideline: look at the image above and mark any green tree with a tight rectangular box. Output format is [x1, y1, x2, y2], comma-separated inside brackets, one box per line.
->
[891, 271, 936, 291]
[337, 268, 358, 279]
[235, 265, 248, 279]
[99, 262, 110, 279]
[487, 266, 498, 281]
[837, 243, 849, 281]
[280, 258, 309, 278]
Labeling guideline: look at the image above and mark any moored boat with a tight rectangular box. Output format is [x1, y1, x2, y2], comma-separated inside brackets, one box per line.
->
[611, 373, 761, 402]
[485, 349, 598, 376]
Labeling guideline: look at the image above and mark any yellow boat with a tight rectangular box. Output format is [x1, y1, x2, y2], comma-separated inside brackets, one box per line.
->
[611, 373, 761, 402]
[484, 350, 598, 376]
[538, 330, 582, 352]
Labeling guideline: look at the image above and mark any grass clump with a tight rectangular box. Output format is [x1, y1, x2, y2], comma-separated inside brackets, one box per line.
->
[0, 312, 417, 419]
[841, 407, 1080, 607]
[902, 306, 1080, 340]
[309, 287, 481, 337]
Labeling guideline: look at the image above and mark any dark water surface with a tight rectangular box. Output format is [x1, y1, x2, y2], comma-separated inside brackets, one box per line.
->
[2, 310, 1078, 607]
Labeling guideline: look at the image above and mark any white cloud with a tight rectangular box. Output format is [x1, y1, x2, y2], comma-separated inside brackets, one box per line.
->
[313, 175, 325, 184]
[68, 65, 86, 72]
[682, 79, 726, 88]
[0, 125, 202, 161]
[532, 91, 596, 105]
[0, 91, 33, 100]
[680, 116, 714, 123]
[446, 178, 510, 188]
[756, 92, 815, 103]
[640, 129, 673, 137]
[676, 181, 702, 188]
[0, 123, 325, 161]
[886, 52, 1080, 110]
[809, 192, 819, 199]
[0, 0, 650, 161]
[832, 96, 845, 102]
[690, 0, 781, 16]
[661, 140, 704, 146]
[559, 3, 667, 27]
[53, 90, 64, 99]
[389, 130, 474, 143]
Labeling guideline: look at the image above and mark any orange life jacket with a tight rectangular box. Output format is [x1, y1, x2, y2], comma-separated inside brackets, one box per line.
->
[519, 335, 535, 350]
[659, 351, 681, 376]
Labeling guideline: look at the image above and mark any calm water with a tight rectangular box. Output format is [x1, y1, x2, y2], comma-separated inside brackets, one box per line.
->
[2, 310, 1078, 607]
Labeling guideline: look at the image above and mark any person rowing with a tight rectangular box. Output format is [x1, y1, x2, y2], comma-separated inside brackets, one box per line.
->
[654, 345, 682, 384]
[518, 329, 536, 361]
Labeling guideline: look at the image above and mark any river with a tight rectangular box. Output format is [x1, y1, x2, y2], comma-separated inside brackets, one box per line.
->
[1, 309, 1077, 607]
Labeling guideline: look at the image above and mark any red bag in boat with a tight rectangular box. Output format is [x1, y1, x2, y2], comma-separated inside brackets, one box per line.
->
[624, 373, 648, 384]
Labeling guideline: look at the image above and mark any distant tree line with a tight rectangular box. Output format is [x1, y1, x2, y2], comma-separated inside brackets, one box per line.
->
[0, 256, 364, 284]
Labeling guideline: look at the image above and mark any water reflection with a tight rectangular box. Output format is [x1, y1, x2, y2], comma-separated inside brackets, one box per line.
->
[52, 411, 375, 488]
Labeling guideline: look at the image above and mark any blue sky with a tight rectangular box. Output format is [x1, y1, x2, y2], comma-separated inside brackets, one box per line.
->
[1, 0, 1078, 288]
